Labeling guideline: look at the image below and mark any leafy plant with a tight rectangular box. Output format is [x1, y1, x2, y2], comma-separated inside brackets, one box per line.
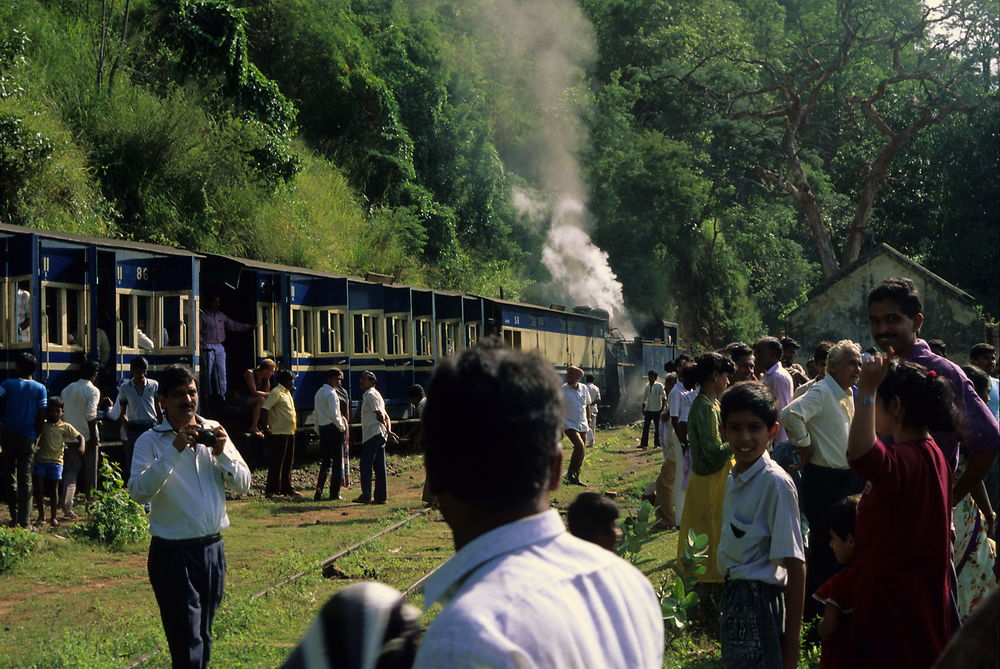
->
[616, 499, 657, 561]
[0, 525, 37, 573]
[73, 460, 148, 550]
[660, 529, 709, 635]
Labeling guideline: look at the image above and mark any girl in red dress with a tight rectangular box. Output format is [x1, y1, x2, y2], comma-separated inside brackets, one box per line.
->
[847, 352, 955, 669]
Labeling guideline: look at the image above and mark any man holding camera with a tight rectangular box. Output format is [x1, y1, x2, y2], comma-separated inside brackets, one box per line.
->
[129, 365, 251, 669]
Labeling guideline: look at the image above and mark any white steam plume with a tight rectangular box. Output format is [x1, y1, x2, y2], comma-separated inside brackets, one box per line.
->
[467, 0, 633, 333]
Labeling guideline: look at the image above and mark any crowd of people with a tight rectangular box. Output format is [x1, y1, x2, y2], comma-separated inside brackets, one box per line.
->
[3, 274, 999, 669]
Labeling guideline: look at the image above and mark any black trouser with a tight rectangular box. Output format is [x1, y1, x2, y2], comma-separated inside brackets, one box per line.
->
[148, 534, 226, 669]
[640, 410, 661, 448]
[316, 423, 345, 499]
[265, 434, 295, 496]
[800, 462, 864, 620]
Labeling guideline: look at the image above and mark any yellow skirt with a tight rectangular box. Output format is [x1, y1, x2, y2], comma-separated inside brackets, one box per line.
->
[676, 458, 734, 583]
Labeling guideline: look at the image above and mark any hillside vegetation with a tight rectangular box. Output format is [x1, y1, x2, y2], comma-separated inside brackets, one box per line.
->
[1, 0, 996, 344]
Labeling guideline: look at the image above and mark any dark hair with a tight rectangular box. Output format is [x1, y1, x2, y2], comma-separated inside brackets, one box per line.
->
[781, 337, 800, 350]
[877, 361, 959, 432]
[130, 356, 148, 370]
[754, 336, 782, 358]
[814, 341, 834, 363]
[927, 339, 947, 356]
[961, 365, 991, 402]
[276, 370, 295, 386]
[723, 342, 753, 362]
[325, 367, 343, 380]
[647, 369, 658, 379]
[971, 343, 995, 359]
[584, 374, 595, 384]
[14, 352, 37, 375]
[827, 494, 860, 542]
[675, 353, 694, 365]
[567, 492, 619, 543]
[678, 364, 698, 390]
[868, 277, 922, 318]
[156, 365, 198, 396]
[689, 352, 735, 386]
[406, 384, 425, 399]
[664, 361, 676, 373]
[47, 396, 63, 410]
[720, 381, 778, 427]
[423, 339, 561, 507]
[79, 360, 100, 379]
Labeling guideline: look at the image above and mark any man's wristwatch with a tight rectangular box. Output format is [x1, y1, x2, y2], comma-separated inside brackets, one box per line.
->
[861, 395, 876, 407]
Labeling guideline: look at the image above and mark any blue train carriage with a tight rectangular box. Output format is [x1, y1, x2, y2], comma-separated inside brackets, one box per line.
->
[0, 223, 200, 396]
[489, 298, 607, 386]
[605, 319, 679, 421]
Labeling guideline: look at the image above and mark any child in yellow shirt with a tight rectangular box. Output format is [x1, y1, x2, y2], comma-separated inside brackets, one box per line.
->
[34, 397, 83, 527]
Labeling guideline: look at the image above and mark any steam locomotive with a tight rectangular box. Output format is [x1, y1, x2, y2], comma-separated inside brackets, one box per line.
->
[0, 223, 677, 427]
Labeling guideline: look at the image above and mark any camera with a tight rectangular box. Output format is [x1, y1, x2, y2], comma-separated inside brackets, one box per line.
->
[195, 427, 218, 448]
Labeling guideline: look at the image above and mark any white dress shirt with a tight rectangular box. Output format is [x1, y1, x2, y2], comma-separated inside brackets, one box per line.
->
[128, 418, 251, 539]
[61, 379, 100, 437]
[313, 384, 346, 430]
[361, 387, 388, 442]
[792, 376, 818, 400]
[586, 383, 601, 416]
[717, 452, 805, 587]
[562, 383, 591, 432]
[414, 509, 664, 669]
[668, 382, 687, 419]
[678, 385, 700, 422]
[779, 374, 854, 469]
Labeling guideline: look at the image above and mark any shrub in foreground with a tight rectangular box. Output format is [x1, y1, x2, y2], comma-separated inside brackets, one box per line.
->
[0, 525, 38, 573]
[73, 460, 148, 550]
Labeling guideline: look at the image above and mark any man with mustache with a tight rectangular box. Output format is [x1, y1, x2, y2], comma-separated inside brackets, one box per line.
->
[129, 365, 251, 669]
[867, 277, 998, 503]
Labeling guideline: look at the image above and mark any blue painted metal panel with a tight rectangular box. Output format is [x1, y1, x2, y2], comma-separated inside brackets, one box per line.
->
[434, 293, 462, 319]
[7, 233, 34, 276]
[40, 242, 86, 284]
[383, 286, 410, 313]
[348, 281, 383, 311]
[411, 290, 433, 316]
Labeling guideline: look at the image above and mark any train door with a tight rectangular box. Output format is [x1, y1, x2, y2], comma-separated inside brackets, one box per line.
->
[0, 233, 33, 380]
[39, 241, 89, 391]
[347, 279, 384, 418]
[462, 297, 483, 349]
[153, 255, 199, 372]
[312, 276, 350, 410]
[114, 252, 158, 383]
[434, 292, 462, 361]
[383, 285, 413, 414]
[256, 272, 284, 371]
[411, 289, 435, 391]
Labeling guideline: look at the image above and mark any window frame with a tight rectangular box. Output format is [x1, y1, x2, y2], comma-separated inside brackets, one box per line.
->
[116, 289, 157, 354]
[317, 308, 347, 355]
[42, 281, 88, 353]
[257, 301, 283, 358]
[352, 311, 381, 356]
[384, 313, 412, 358]
[157, 292, 192, 352]
[290, 305, 315, 357]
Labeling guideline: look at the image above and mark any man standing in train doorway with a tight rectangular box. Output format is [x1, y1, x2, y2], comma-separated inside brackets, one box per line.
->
[199, 295, 252, 404]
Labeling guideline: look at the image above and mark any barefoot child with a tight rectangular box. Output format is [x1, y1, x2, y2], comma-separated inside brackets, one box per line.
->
[717, 382, 805, 669]
[34, 397, 83, 527]
[813, 494, 860, 669]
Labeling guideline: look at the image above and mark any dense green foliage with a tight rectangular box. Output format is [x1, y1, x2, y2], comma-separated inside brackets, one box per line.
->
[0, 525, 37, 573]
[1, 0, 995, 342]
[73, 461, 148, 549]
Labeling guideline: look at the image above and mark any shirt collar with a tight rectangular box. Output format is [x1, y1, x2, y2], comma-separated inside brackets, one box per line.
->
[819, 373, 850, 397]
[764, 361, 781, 377]
[422, 509, 565, 610]
[730, 451, 771, 485]
[906, 338, 931, 362]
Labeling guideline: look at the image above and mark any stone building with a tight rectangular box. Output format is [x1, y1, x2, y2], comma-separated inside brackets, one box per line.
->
[785, 244, 998, 362]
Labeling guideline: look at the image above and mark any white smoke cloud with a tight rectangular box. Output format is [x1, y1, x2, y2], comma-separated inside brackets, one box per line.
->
[462, 0, 633, 333]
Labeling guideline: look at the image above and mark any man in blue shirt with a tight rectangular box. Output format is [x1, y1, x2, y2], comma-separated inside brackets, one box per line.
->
[0, 353, 48, 527]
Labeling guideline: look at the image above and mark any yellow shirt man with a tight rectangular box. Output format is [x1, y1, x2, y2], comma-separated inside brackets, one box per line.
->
[262, 385, 296, 435]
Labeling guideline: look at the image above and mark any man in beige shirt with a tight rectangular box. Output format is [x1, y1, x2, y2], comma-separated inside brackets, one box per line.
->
[262, 370, 297, 497]
[779, 339, 865, 618]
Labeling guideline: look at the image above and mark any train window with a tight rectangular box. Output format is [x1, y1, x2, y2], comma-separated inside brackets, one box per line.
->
[502, 329, 522, 350]
[160, 295, 189, 348]
[437, 321, 458, 358]
[136, 295, 154, 349]
[258, 303, 282, 357]
[42, 285, 86, 348]
[415, 318, 433, 357]
[291, 307, 313, 355]
[385, 315, 410, 356]
[12, 280, 31, 344]
[318, 310, 345, 354]
[119, 293, 134, 348]
[353, 314, 378, 355]
[466, 323, 480, 347]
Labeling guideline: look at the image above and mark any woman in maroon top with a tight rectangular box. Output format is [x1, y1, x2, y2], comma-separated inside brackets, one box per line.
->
[847, 351, 954, 669]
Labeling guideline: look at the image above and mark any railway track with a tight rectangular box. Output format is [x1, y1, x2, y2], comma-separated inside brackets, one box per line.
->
[123, 506, 442, 669]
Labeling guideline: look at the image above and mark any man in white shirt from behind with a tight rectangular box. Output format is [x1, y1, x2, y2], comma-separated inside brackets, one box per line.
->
[414, 341, 664, 669]
[59, 360, 101, 517]
[561, 365, 591, 486]
[128, 365, 250, 669]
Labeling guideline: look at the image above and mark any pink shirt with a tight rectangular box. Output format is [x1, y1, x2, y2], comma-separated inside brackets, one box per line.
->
[762, 362, 794, 443]
[200, 309, 251, 345]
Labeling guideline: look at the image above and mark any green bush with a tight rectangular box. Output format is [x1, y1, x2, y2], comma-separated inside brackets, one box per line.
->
[73, 460, 148, 550]
[0, 525, 37, 573]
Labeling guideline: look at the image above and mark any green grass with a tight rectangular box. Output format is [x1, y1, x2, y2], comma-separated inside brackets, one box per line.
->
[0, 427, 749, 668]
